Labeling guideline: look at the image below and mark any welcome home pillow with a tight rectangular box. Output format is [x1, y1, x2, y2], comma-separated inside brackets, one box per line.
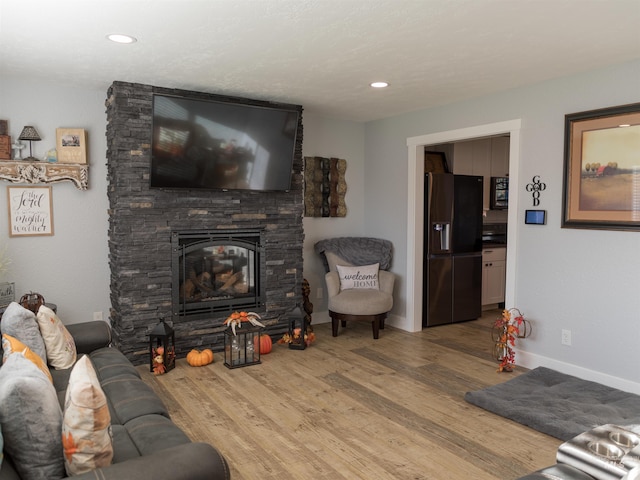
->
[336, 263, 380, 290]
[63, 355, 113, 476]
[0, 352, 65, 480]
[36, 304, 77, 369]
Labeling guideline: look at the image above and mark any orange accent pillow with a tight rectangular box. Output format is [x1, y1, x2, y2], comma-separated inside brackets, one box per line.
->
[1, 334, 53, 383]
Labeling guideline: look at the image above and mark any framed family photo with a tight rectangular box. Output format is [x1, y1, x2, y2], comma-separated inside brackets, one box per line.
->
[56, 128, 87, 164]
[7, 186, 54, 237]
[562, 102, 640, 231]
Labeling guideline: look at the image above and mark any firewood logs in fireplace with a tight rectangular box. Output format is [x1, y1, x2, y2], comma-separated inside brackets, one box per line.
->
[179, 271, 213, 300]
[179, 262, 248, 301]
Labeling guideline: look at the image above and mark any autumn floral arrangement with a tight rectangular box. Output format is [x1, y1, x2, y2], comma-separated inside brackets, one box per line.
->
[492, 308, 531, 372]
[223, 311, 265, 334]
[278, 326, 316, 347]
[152, 345, 175, 375]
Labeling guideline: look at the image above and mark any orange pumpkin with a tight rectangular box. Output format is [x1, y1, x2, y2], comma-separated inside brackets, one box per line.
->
[186, 348, 214, 366]
[258, 334, 272, 354]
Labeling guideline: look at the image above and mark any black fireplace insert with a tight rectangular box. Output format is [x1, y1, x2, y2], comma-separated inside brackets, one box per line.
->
[172, 229, 264, 320]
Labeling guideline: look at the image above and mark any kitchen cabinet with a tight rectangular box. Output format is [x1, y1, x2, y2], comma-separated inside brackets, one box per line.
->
[490, 136, 510, 178]
[453, 136, 509, 210]
[482, 247, 506, 306]
[453, 138, 490, 210]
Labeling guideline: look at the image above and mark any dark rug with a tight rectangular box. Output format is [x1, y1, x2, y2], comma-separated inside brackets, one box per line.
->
[464, 367, 640, 441]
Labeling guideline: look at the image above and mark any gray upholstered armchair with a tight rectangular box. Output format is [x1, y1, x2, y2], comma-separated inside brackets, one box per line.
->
[314, 237, 394, 339]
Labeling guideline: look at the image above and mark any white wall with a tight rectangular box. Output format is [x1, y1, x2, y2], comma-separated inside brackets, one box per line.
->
[0, 81, 366, 327]
[0, 76, 110, 324]
[363, 59, 640, 392]
[3, 61, 639, 392]
[301, 113, 366, 320]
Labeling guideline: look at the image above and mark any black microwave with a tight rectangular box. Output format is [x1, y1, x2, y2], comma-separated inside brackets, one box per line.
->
[490, 177, 508, 210]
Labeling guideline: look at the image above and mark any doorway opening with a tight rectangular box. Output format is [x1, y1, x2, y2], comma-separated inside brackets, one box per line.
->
[406, 120, 522, 332]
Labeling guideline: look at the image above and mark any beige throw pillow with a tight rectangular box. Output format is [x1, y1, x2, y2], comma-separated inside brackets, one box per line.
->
[336, 263, 380, 290]
[62, 355, 113, 476]
[36, 305, 77, 369]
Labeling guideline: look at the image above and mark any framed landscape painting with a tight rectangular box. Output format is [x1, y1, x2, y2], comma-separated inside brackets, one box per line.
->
[562, 102, 640, 230]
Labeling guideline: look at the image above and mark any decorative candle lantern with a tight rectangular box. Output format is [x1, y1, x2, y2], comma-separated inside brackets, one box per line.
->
[286, 306, 307, 350]
[149, 318, 176, 375]
[224, 324, 262, 368]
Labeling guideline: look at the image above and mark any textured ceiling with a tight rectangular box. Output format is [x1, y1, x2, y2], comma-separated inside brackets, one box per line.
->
[1, 0, 639, 122]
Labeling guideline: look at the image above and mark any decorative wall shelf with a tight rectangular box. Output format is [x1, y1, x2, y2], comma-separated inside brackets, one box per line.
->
[0, 161, 88, 190]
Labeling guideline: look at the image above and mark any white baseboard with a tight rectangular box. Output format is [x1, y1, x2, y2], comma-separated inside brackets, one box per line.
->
[518, 349, 640, 395]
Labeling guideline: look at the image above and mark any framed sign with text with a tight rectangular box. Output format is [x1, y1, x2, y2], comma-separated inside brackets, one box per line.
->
[7, 186, 54, 237]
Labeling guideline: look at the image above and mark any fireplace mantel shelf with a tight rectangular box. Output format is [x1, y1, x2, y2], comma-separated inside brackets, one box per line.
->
[0, 160, 88, 190]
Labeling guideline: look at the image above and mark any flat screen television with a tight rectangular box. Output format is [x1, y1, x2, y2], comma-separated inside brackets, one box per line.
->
[150, 94, 300, 191]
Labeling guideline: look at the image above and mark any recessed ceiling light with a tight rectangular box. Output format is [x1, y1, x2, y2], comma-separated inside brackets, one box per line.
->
[370, 82, 389, 88]
[107, 34, 137, 44]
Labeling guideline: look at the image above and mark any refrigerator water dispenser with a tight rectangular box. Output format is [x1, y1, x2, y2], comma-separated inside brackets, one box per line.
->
[433, 223, 451, 251]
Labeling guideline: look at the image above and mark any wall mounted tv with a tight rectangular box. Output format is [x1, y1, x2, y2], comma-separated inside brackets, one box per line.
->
[150, 94, 300, 191]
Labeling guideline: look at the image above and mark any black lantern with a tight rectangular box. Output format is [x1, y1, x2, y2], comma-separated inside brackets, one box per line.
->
[224, 324, 262, 368]
[149, 318, 175, 375]
[287, 306, 307, 350]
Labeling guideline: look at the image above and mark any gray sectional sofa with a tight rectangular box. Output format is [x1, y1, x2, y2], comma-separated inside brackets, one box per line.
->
[0, 313, 229, 480]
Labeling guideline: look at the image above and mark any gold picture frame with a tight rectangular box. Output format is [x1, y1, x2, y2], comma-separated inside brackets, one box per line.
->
[56, 128, 87, 164]
[7, 186, 54, 237]
[562, 103, 640, 231]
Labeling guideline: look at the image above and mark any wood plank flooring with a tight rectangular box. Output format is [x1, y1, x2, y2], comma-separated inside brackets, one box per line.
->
[138, 309, 561, 479]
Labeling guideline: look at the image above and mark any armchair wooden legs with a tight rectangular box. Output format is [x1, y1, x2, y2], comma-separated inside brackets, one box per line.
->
[329, 311, 388, 339]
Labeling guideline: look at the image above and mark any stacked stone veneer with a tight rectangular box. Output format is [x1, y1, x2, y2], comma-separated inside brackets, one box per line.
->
[105, 81, 304, 365]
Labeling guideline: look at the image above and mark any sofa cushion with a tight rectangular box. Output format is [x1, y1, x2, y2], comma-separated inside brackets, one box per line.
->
[0, 302, 47, 364]
[89, 348, 169, 424]
[110, 425, 141, 463]
[124, 414, 191, 456]
[107, 417, 192, 465]
[36, 304, 76, 369]
[63, 355, 113, 476]
[0, 352, 65, 480]
[1, 334, 53, 383]
[336, 263, 380, 290]
[89, 348, 141, 382]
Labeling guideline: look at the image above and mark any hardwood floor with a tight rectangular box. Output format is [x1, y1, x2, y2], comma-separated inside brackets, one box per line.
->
[138, 309, 561, 479]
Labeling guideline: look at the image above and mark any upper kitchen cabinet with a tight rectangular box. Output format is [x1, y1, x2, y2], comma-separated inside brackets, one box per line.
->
[490, 135, 510, 178]
[453, 136, 509, 210]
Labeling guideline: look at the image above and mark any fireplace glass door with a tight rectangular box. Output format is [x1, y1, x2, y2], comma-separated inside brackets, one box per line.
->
[172, 230, 264, 320]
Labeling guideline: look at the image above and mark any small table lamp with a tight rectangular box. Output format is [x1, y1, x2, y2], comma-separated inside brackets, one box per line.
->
[18, 126, 41, 161]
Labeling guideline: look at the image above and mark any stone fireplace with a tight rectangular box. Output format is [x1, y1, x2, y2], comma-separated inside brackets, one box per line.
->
[105, 81, 304, 365]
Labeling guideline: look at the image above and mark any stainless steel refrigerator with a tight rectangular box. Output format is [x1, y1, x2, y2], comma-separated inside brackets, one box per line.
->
[423, 173, 483, 327]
